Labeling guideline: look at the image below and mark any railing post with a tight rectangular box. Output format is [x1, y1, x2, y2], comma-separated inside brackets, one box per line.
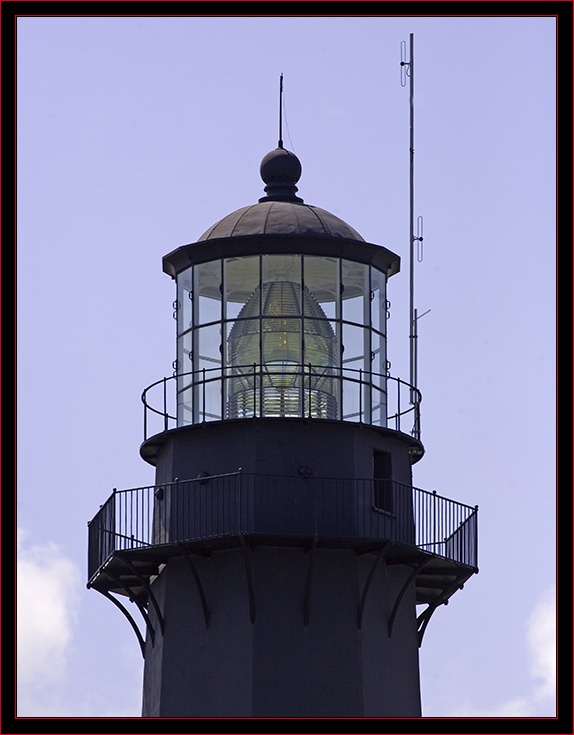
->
[474, 505, 479, 568]
[221, 365, 225, 421]
[112, 488, 117, 555]
[202, 368, 206, 422]
[308, 363, 312, 418]
[259, 363, 264, 417]
[163, 377, 168, 431]
[339, 365, 343, 422]
[432, 490, 437, 553]
[414, 394, 420, 440]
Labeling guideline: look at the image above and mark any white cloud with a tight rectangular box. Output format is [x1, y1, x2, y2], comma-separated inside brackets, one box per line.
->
[445, 586, 556, 717]
[526, 585, 556, 703]
[17, 529, 82, 696]
[17, 529, 143, 717]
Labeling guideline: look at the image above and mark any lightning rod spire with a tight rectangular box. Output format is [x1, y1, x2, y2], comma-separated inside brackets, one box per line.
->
[278, 73, 284, 149]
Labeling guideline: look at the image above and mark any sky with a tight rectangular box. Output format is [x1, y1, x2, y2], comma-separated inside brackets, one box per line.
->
[16, 15, 556, 720]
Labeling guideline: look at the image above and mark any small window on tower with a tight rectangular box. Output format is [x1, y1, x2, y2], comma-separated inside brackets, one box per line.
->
[373, 450, 394, 514]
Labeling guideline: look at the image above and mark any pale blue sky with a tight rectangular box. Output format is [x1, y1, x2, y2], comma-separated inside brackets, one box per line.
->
[17, 15, 556, 718]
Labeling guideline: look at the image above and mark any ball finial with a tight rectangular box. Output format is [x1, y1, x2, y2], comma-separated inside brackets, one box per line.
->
[259, 147, 303, 203]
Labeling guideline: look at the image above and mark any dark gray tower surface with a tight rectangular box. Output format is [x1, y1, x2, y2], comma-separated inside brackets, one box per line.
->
[87, 145, 478, 718]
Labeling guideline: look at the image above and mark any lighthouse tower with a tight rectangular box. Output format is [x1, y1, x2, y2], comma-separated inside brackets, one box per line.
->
[87, 143, 478, 718]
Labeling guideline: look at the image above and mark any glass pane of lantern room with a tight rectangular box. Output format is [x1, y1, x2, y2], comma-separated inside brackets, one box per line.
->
[224, 256, 260, 320]
[194, 260, 222, 326]
[262, 318, 302, 418]
[303, 256, 339, 320]
[195, 324, 223, 422]
[227, 318, 260, 369]
[226, 319, 259, 420]
[177, 386, 194, 427]
[199, 375, 223, 422]
[177, 329, 193, 380]
[341, 260, 369, 326]
[370, 267, 387, 336]
[303, 318, 337, 368]
[177, 267, 193, 335]
[176, 267, 193, 426]
[262, 318, 302, 367]
[370, 329, 387, 428]
[304, 319, 339, 420]
[342, 324, 368, 422]
[196, 323, 222, 373]
[370, 266, 387, 427]
[342, 323, 368, 371]
[262, 255, 301, 312]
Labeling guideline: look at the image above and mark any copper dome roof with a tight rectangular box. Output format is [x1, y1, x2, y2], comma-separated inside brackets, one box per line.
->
[198, 147, 365, 243]
[198, 200, 365, 242]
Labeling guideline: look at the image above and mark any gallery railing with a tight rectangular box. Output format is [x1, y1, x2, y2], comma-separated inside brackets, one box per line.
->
[88, 474, 477, 581]
[142, 365, 421, 441]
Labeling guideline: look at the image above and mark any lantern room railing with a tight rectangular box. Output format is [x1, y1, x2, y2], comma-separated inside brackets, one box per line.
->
[142, 365, 421, 442]
[87, 473, 478, 581]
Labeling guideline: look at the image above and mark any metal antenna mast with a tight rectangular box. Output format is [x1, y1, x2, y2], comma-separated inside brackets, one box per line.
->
[278, 73, 284, 149]
[401, 33, 425, 403]
[407, 34, 416, 398]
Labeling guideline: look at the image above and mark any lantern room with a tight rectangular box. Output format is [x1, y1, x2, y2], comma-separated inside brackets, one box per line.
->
[161, 146, 406, 433]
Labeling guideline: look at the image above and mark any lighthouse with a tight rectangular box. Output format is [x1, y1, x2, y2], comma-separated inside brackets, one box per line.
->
[87, 141, 478, 718]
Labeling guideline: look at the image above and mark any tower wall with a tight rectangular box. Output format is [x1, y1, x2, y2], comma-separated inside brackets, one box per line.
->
[142, 546, 421, 718]
[146, 419, 417, 487]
